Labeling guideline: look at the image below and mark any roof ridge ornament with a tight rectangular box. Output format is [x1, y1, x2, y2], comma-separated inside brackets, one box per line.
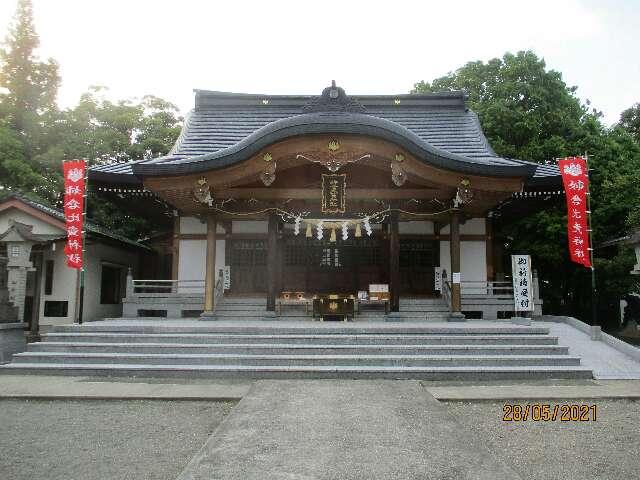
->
[302, 81, 366, 113]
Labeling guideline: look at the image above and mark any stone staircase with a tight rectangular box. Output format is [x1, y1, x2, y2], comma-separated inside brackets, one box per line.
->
[212, 295, 450, 321]
[0, 320, 593, 379]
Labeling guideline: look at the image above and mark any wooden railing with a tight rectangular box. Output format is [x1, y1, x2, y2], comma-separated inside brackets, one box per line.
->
[127, 278, 205, 297]
[460, 281, 514, 298]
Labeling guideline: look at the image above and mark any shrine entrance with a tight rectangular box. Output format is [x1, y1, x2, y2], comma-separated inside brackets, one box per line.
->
[400, 239, 439, 296]
[226, 239, 267, 293]
[282, 235, 384, 294]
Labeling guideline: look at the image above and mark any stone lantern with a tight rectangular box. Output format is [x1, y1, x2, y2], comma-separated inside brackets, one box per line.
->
[0, 221, 38, 321]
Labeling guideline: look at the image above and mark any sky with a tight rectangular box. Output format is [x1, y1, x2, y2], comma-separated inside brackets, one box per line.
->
[0, 0, 638, 126]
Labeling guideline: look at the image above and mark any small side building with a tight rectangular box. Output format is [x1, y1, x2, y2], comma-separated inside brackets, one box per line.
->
[0, 194, 151, 329]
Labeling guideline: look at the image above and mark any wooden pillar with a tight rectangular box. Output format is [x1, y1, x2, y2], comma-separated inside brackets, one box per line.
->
[171, 216, 180, 280]
[449, 210, 464, 319]
[29, 251, 43, 341]
[203, 215, 217, 312]
[276, 221, 284, 296]
[267, 214, 278, 312]
[389, 212, 400, 312]
[486, 216, 494, 282]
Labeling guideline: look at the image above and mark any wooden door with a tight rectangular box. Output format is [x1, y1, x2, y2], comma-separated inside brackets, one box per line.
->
[400, 238, 437, 295]
[226, 239, 267, 293]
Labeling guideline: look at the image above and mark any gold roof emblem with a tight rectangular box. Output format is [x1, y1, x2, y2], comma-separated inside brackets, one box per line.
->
[328, 139, 340, 152]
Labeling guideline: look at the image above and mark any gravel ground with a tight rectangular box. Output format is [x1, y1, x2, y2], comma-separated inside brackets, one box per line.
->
[446, 399, 640, 480]
[0, 399, 235, 480]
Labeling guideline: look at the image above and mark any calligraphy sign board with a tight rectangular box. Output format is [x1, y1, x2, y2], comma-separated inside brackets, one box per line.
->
[511, 254, 533, 312]
[434, 267, 442, 292]
[63, 160, 86, 269]
[321, 174, 346, 214]
[558, 157, 591, 268]
[223, 266, 231, 290]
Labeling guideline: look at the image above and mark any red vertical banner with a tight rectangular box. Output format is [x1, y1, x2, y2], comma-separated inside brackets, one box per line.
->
[63, 160, 86, 269]
[559, 156, 591, 268]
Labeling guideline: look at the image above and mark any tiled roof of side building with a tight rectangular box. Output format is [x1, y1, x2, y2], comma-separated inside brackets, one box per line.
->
[0, 193, 152, 251]
[90, 87, 560, 184]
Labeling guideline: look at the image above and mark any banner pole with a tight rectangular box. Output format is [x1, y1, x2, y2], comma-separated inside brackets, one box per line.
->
[77, 162, 88, 325]
[584, 152, 598, 333]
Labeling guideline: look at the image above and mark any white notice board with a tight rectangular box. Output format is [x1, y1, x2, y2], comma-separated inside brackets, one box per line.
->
[511, 255, 533, 312]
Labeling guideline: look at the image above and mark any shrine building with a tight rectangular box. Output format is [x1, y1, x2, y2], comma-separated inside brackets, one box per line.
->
[89, 83, 562, 321]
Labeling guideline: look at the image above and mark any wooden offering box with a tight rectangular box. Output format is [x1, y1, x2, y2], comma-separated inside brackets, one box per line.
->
[312, 294, 355, 321]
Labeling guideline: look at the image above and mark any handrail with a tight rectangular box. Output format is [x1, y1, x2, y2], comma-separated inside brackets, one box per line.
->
[130, 279, 205, 294]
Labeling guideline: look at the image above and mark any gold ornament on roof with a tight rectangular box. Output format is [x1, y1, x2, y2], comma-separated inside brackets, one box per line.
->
[260, 152, 276, 186]
[193, 177, 213, 205]
[328, 139, 340, 152]
[391, 153, 407, 187]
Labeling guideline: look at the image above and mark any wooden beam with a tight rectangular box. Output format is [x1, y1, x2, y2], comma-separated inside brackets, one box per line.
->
[214, 187, 453, 200]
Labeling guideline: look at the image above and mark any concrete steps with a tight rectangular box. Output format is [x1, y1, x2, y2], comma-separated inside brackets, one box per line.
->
[0, 363, 592, 380]
[0, 320, 593, 379]
[13, 352, 582, 367]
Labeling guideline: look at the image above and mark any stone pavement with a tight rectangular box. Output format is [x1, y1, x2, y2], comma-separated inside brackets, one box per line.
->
[0, 375, 250, 400]
[542, 321, 640, 379]
[425, 379, 640, 400]
[177, 380, 522, 480]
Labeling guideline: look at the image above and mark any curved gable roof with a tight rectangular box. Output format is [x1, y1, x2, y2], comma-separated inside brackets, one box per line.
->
[90, 86, 559, 185]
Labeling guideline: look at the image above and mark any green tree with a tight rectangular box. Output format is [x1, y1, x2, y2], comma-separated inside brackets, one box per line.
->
[620, 103, 640, 143]
[0, 0, 60, 136]
[414, 51, 640, 329]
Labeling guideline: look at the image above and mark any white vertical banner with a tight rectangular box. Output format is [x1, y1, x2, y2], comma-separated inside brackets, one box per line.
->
[434, 267, 442, 292]
[511, 255, 533, 312]
[223, 266, 231, 290]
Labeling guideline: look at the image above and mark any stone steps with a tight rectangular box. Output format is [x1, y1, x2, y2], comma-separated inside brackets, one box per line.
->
[53, 323, 551, 335]
[0, 321, 593, 380]
[0, 363, 593, 380]
[26, 342, 570, 356]
[11, 352, 582, 367]
[39, 333, 560, 345]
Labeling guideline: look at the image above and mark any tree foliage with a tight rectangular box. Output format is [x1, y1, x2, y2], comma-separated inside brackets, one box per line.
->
[0, 0, 181, 237]
[414, 51, 640, 329]
[620, 103, 640, 143]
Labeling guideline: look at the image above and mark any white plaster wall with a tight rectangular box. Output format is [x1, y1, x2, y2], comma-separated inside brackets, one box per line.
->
[84, 242, 140, 322]
[179, 216, 225, 234]
[179, 240, 206, 290]
[39, 243, 76, 325]
[438, 240, 487, 286]
[180, 216, 206, 234]
[0, 208, 64, 235]
[39, 241, 140, 325]
[461, 241, 487, 293]
[177, 238, 226, 292]
[439, 241, 451, 277]
[215, 239, 225, 282]
[399, 221, 434, 235]
[232, 220, 267, 234]
[440, 217, 486, 235]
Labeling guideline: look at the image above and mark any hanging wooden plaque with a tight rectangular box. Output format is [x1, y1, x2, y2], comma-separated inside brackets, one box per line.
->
[321, 174, 346, 214]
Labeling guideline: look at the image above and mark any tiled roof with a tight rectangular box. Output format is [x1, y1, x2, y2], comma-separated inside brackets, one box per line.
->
[90, 87, 560, 185]
[0, 193, 151, 250]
